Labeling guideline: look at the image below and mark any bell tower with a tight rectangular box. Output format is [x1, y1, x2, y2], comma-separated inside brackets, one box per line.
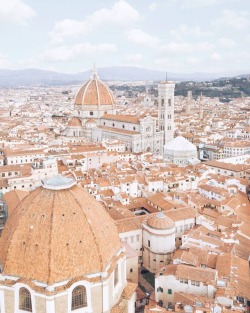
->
[158, 80, 175, 144]
[186, 90, 192, 114]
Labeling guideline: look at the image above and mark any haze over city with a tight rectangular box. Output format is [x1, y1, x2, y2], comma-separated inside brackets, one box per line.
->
[0, 0, 250, 75]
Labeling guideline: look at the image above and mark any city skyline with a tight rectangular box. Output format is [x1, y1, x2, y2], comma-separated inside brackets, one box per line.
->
[0, 0, 250, 75]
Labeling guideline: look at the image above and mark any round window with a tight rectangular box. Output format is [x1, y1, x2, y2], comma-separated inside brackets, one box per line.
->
[90, 111, 93, 116]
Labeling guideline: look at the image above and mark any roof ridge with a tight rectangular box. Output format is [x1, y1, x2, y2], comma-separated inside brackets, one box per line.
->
[48, 190, 55, 285]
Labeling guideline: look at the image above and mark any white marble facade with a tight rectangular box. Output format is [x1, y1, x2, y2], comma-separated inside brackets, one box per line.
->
[67, 69, 176, 155]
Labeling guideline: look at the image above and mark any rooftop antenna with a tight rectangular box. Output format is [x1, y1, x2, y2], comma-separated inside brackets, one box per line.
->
[166, 72, 168, 82]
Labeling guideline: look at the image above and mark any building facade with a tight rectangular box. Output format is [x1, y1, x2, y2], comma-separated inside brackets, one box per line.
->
[65, 68, 176, 155]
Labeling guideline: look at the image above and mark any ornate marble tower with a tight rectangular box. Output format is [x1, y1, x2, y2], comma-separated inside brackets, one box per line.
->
[158, 80, 175, 144]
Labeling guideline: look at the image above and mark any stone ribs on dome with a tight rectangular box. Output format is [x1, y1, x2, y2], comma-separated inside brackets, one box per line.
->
[74, 70, 114, 107]
[0, 184, 120, 284]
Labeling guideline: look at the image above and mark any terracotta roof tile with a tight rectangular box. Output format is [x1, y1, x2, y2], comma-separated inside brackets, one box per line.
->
[0, 185, 120, 284]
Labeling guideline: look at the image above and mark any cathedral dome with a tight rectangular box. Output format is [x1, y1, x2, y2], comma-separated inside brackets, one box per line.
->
[0, 175, 120, 285]
[147, 212, 175, 230]
[75, 67, 115, 107]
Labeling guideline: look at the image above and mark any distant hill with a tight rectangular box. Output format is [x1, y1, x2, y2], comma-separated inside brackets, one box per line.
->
[0, 66, 249, 87]
[0, 68, 80, 87]
[85, 66, 222, 82]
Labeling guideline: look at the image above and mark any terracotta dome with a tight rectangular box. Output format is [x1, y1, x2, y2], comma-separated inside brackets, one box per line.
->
[147, 212, 175, 230]
[75, 67, 115, 107]
[86, 118, 97, 124]
[0, 176, 120, 285]
[67, 116, 82, 127]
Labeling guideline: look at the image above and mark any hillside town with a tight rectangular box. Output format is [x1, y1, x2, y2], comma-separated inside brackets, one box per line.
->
[0, 68, 250, 313]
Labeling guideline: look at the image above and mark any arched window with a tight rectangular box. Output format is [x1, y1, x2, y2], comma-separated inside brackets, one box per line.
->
[71, 286, 87, 310]
[19, 287, 32, 312]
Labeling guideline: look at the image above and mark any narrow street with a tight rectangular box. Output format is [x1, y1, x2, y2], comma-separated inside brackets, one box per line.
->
[138, 268, 154, 293]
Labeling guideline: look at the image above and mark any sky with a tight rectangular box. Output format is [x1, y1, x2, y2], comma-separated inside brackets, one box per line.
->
[0, 0, 250, 75]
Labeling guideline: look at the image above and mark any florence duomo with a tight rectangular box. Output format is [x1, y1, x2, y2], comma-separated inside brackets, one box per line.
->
[66, 65, 176, 156]
[0, 1, 250, 313]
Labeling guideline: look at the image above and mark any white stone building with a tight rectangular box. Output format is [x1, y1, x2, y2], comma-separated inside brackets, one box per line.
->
[223, 140, 250, 158]
[117, 207, 197, 271]
[0, 158, 58, 194]
[142, 212, 175, 273]
[164, 136, 199, 165]
[155, 264, 217, 308]
[4, 147, 45, 165]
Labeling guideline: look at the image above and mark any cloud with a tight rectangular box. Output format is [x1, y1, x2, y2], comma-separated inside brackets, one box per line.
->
[42, 43, 117, 62]
[49, 0, 140, 43]
[49, 19, 88, 43]
[170, 24, 211, 40]
[0, 53, 9, 68]
[0, 0, 35, 25]
[213, 10, 249, 29]
[125, 29, 160, 47]
[153, 58, 187, 73]
[210, 52, 221, 60]
[187, 56, 200, 64]
[160, 41, 214, 53]
[149, 2, 158, 11]
[180, 0, 223, 9]
[218, 38, 236, 49]
[125, 53, 143, 63]
[233, 51, 250, 60]
[18, 57, 38, 68]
